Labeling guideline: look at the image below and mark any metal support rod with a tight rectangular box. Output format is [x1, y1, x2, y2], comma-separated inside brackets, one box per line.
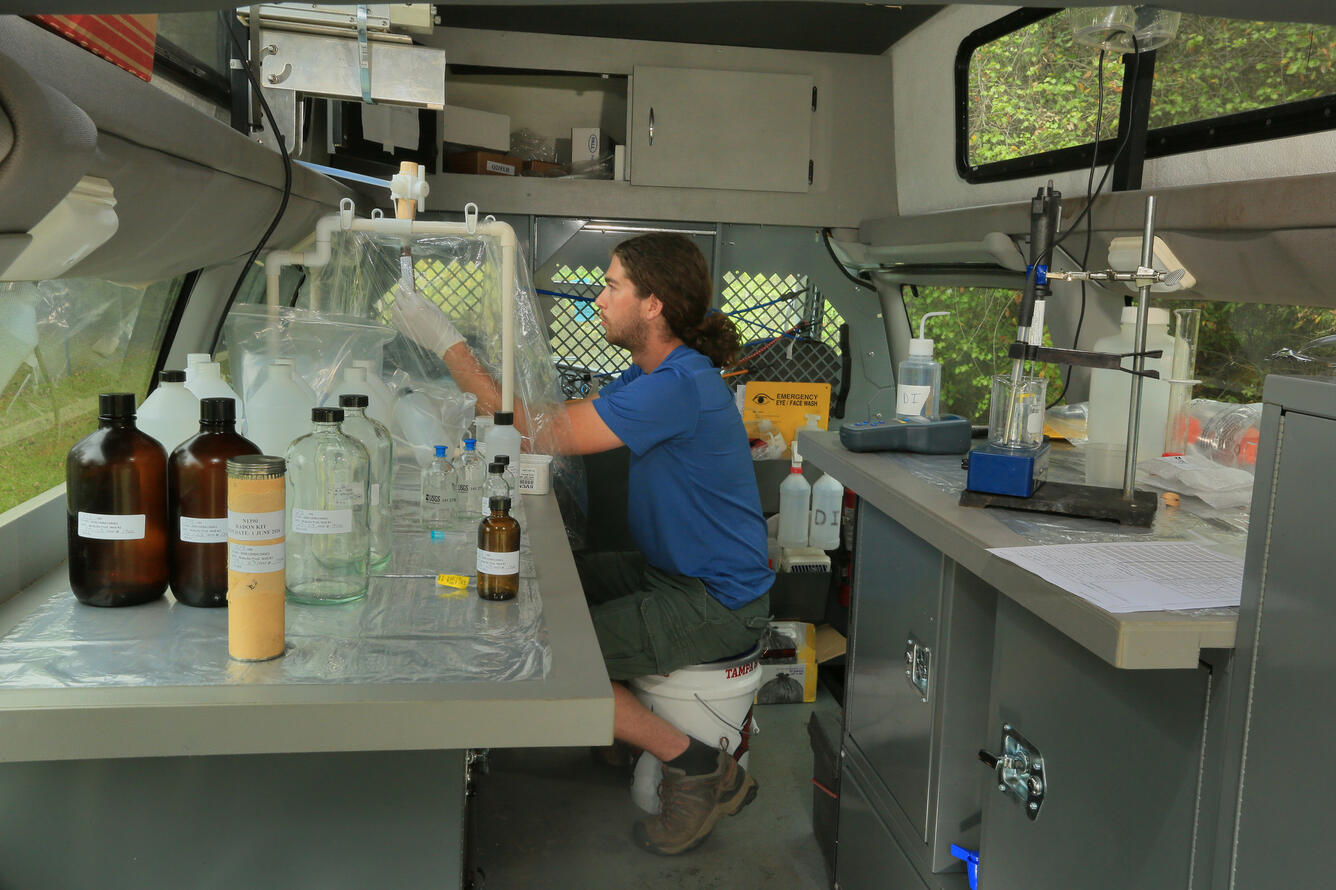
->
[1122, 196, 1157, 498]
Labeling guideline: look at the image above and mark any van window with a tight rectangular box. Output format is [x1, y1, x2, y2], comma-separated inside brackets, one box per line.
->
[960, 9, 1336, 181]
[0, 277, 185, 512]
[1187, 300, 1336, 403]
[901, 285, 1063, 423]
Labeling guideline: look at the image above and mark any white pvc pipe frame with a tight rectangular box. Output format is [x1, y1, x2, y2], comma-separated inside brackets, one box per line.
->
[263, 199, 517, 414]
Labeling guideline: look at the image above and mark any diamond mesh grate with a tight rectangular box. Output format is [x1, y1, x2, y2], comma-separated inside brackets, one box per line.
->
[547, 265, 629, 389]
[376, 256, 491, 326]
[721, 270, 846, 392]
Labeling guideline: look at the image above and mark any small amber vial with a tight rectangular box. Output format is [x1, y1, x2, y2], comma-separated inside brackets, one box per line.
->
[477, 495, 520, 601]
[226, 455, 287, 661]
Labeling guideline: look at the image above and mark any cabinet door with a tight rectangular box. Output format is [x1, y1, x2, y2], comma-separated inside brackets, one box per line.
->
[630, 66, 812, 192]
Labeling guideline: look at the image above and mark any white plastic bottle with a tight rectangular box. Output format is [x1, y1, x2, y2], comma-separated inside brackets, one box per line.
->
[778, 458, 812, 548]
[808, 473, 844, 551]
[186, 361, 246, 435]
[1086, 306, 1176, 486]
[247, 359, 316, 457]
[183, 353, 211, 386]
[394, 387, 449, 467]
[328, 365, 394, 431]
[485, 412, 523, 471]
[897, 312, 949, 420]
[137, 370, 201, 452]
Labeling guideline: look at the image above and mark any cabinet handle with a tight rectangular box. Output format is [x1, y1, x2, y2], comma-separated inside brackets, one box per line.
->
[648, 107, 655, 146]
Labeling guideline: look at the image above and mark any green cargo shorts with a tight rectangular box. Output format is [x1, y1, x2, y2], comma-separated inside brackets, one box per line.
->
[575, 550, 772, 681]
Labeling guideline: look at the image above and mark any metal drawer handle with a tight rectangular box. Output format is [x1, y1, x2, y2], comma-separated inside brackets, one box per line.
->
[648, 107, 654, 146]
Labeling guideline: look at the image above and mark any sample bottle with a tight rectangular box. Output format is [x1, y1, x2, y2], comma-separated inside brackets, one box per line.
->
[420, 445, 457, 534]
[1086, 306, 1175, 486]
[226, 454, 287, 661]
[481, 461, 510, 517]
[778, 458, 812, 549]
[329, 366, 394, 431]
[808, 473, 844, 551]
[168, 397, 261, 607]
[896, 312, 949, 421]
[186, 360, 247, 435]
[284, 407, 371, 604]
[485, 412, 523, 469]
[184, 353, 211, 386]
[137, 369, 201, 452]
[338, 394, 393, 572]
[454, 438, 486, 525]
[248, 358, 316, 458]
[350, 359, 398, 421]
[66, 392, 169, 607]
[477, 495, 521, 601]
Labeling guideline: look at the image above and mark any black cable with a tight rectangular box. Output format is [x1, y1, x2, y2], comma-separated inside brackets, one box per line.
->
[821, 228, 875, 291]
[208, 21, 294, 353]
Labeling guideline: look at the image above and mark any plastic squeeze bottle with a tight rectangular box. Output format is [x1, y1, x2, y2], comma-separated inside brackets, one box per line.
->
[896, 312, 950, 421]
[778, 457, 812, 549]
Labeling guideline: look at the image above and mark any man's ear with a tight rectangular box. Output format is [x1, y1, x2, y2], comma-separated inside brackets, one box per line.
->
[641, 294, 664, 321]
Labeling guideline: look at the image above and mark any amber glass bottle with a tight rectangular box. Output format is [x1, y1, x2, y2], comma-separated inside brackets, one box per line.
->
[66, 392, 169, 607]
[169, 398, 261, 607]
[477, 495, 521, 601]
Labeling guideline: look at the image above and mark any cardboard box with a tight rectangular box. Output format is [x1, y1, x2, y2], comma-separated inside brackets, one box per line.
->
[440, 104, 510, 153]
[754, 621, 845, 704]
[445, 150, 520, 177]
[33, 14, 158, 81]
[520, 159, 569, 178]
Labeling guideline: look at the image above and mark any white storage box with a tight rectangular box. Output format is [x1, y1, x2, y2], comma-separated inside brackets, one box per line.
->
[517, 453, 553, 495]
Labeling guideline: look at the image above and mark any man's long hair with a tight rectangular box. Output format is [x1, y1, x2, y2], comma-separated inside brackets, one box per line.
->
[612, 233, 740, 367]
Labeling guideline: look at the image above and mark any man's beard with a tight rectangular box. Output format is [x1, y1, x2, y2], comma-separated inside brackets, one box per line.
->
[605, 316, 648, 352]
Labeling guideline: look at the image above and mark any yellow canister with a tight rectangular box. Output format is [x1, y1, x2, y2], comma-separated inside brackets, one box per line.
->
[226, 455, 287, 661]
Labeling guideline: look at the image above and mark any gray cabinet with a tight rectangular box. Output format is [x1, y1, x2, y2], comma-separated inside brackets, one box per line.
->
[629, 65, 813, 192]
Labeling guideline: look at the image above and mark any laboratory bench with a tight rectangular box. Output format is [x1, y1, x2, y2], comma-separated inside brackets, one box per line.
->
[796, 429, 1249, 890]
[0, 487, 612, 889]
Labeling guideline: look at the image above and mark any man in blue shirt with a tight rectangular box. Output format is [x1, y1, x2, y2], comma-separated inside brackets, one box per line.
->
[392, 233, 772, 855]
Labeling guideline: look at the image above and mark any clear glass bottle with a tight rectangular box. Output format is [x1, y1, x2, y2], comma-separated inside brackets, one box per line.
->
[493, 453, 523, 523]
[482, 461, 509, 518]
[284, 407, 370, 604]
[420, 445, 457, 535]
[477, 495, 521, 601]
[66, 393, 169, 607]
[338, 394, 393, 572]
[169, 397, 261, 607]
[454, 438, 486, 526]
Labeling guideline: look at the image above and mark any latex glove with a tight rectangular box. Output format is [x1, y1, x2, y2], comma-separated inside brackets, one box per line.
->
[389, 285, 464, 356]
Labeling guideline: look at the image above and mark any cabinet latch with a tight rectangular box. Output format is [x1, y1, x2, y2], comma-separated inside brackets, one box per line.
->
[904, 635, 931, 702]
[979, 724, 1045, 820]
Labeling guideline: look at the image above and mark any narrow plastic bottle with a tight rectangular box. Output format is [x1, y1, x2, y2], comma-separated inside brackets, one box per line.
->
[896, 312, 949, 420]
[339, 394, 394, 572]
[248, 359, 316, 458]
[454, 438, 486, 526]
[350, 359, 398, 416]
[808, 473, 844, 551]
[137, 369, 201, 452]
[477, 495, 521, 601]
[420, 445, 458, 535]
[485, 412, 523, 470]
[778, 458, 812, 549]
[1086, 306, 1175, 485]
[66, 393, 168, 607]
[169, 397, 261, 607]
[284, 407, 370, 604]
[186, 361, 247, 435]
[330, 365, 394, 431]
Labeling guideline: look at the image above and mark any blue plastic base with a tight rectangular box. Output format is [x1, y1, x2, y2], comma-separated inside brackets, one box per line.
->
[965, 441, 1050, 498]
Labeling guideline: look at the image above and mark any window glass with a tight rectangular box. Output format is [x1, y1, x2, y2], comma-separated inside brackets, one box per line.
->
[156, 12, 229, 77]
[0, 277, 184, 512]
[1149, 17, 1336, 129]
[901, 286, 1063, 423]
[967, 13, 1124, 166]
[1188, 301, 1336, 403]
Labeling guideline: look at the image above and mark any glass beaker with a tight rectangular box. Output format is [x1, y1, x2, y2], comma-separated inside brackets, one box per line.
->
[989, 375, 1048, 449]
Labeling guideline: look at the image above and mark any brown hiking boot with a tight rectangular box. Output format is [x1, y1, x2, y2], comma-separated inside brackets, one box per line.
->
[632, 745, 758, 855]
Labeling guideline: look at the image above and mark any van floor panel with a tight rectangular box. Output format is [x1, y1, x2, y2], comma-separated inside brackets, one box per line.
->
[473, 690, 835, 889]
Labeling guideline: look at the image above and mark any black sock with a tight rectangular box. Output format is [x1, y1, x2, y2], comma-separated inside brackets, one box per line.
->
[665, 737, 720, 776]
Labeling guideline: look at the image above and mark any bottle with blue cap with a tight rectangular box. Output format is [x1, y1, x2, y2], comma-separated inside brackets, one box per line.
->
[896, 311, 950, 421]
[453, 438, 486, 527]
[420, 444, 456, 536]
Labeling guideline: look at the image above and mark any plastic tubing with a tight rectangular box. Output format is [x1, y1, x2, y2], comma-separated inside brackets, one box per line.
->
[263, 203, 518, 414]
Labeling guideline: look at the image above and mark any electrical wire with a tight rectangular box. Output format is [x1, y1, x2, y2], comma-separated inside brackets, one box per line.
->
[821, 228, 875, 291]
[208, 22, 294, 353]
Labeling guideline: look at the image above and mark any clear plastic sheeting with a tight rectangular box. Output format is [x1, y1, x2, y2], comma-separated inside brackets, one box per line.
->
[0, 575, 548, 689]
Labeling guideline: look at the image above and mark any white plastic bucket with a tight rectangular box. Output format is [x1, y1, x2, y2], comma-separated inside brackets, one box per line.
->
[629, 644, 763, 814]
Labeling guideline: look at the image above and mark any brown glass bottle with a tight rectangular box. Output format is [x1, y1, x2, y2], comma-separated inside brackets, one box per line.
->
[66, 392, 169, 607]
[169, 398, 261, 607]
[477, 495, 520, 601]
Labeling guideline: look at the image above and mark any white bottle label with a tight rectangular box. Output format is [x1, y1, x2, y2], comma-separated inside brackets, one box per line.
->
[423, 492, 443, 506]
[229, 541, 285, 573]
[77, 512, 146, 541]
[330, 482, 364, 508]
[370, 483, 381, 507]
[180, 516, 228, 544]
[291, 508, 353, 535]
[476, 548, 519, 576]
[896, 384, 932, 417]
[228, 509, 285, 541]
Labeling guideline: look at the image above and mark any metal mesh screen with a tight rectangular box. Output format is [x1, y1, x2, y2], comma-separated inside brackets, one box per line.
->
[721, 270, 846, 392]
[547, 263, 630, 397]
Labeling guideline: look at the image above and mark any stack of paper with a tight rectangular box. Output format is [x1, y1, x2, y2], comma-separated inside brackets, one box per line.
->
[987, 541, 1243, 613]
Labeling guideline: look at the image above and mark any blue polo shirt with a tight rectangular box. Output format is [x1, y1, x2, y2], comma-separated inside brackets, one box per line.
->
[593, 345, 772, 609]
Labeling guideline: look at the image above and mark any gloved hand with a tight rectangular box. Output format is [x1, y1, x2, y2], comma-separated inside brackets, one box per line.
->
[389, 285, 465, 356]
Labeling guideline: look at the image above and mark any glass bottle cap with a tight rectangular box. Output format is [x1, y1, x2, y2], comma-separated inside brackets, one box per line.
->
[338, 394, 369, 408]
[312, 407, 344, 423]
[98, 392, 136, 419]
[227, 454, 286, 478]
[200, 397, 236, 424]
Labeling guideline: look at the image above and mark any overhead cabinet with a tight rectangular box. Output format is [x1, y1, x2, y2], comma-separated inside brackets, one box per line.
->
[630, 66, 814, 193]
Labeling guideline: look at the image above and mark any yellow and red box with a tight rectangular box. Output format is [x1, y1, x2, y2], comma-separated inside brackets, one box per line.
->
[30, 14, 158, 82]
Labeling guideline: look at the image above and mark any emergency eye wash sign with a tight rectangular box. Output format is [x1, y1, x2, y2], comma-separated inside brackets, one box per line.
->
[742, 381, 831, 447]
